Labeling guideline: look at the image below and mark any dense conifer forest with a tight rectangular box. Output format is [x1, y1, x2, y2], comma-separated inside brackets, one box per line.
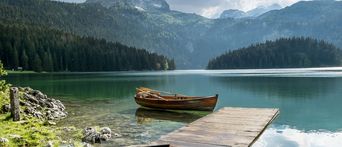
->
[207, 38, 342, 69]
[1, 0, 342, 68]
[0, 23, 175, 72]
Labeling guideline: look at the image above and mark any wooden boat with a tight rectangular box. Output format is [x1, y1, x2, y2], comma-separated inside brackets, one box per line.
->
[134, 87, 218, 111]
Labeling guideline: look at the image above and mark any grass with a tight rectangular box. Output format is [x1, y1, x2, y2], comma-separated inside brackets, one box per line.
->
[0, 113, 60, 147]
[0, 85, 9, 111]
[0, 86, 59, 146]
[5, 70, 37, 74]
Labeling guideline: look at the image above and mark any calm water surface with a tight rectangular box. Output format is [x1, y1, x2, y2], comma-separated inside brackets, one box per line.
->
[4, 68, 342, 147]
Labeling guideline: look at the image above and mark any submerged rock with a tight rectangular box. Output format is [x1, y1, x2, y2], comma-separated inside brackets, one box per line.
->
[83, 143, 93, 147]
[46, 141, 54, 147]
[99, 127, 112, 141]
[82, 127, 100, 144]
[82, 127, 112, 144]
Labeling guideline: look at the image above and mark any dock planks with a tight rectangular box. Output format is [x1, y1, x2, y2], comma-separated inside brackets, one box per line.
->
[152, 107, 279, 147]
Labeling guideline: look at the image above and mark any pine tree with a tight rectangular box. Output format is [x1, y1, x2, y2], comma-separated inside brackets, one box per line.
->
[42, 51, 53, 72]
[11, 48, 19, 70]
[33, 54, 42, 72]
[0, 23, 175, 72]
[21, 49, 29, 70]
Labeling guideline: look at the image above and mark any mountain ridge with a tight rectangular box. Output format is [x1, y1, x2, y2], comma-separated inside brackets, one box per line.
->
[219, 3, 282, 19]
[86, 0, 170, 11]
[1, 0, 342, 68]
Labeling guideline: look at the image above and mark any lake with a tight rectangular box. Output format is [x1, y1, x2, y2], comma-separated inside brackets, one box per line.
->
[4, 68, 342, 147]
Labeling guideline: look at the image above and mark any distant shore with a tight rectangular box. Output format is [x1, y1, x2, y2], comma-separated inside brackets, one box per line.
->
[5, 70, 37, 74]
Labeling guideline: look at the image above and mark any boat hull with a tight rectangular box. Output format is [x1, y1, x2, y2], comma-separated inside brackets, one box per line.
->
[134, 96, 218, 111]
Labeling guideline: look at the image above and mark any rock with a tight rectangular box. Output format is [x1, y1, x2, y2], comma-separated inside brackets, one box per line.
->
[0, 138, 9, 144]
[23, 87, 33, 92]
[15, 87, 67, 121]
[23, 93, 39, 104]
[45, 121, 56, 126]
[46, 141, 53, 147]
[100, 127, 111, 134]
[13, 120, 28, 125]
[24, 107, 34, 114]
[19, 101, 31, 107]
[99, 127, 112, 141]
[9, 134, 22, 140]
[33, 111, 43, 119]
[113, 133, 122, 137]
[29, 90, 47, 100]
[82, 127, 112, 144]
[82, 127, 100, 144]
[1, 104, 10, 113]
[62, 127, 76, 132]
[83, 143, 93, 147]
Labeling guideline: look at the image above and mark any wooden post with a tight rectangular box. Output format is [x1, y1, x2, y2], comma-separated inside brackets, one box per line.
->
[10, 87, 20, 121]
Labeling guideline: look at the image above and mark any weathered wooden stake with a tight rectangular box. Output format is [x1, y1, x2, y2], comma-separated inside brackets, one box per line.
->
[10, 87, 20, 121]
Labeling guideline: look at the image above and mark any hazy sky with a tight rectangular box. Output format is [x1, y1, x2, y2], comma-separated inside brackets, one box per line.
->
[165, 0, 303, 18]
[55, 0, 319, 18]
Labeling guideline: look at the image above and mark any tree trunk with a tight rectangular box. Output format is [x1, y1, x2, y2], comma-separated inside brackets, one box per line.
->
[10, 87, 20, 121]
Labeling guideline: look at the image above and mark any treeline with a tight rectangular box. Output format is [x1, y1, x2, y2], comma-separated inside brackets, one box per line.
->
[207, 37, 342, 69]
[0, 0, 188, 67]
[0, 23, 175, 72]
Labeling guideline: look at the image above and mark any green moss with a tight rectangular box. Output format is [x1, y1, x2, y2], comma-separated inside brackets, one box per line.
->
[5, 70, 37, 74]
[0, 113, 60, 146]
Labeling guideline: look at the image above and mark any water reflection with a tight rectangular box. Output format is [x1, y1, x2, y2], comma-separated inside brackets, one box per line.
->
[212, 77, 339, 99]
[211, 76, 342, 131]
[5, 73, 173, 100]
[135, 107, 208, 124]
[255, 125, 342, 147]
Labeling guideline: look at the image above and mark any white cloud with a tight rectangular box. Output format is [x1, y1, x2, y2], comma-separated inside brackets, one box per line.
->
[56, 0, 340, 18]
[200, 6, 221, 18]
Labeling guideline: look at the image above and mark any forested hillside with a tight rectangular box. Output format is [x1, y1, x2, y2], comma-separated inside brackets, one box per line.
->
[0, 23, 175, 72]
[0, 0, 203, 68]
[1, 0, 342, 68]
[207, 38, 342, 69]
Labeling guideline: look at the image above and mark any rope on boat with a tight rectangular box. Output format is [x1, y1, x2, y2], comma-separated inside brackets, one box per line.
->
[137, 87, 188, 96]
[136, 90, 168, 101]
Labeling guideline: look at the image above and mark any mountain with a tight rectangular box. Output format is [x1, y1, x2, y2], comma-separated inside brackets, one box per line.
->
[219, 4, 282, 19]
[219, 9, 246, 19]
[86, 0, 170, 11]
[207, 37, 342, 69]
[246, 4, 282, 17]
[1, 0, 342, 69]
[197, 1, 342, 66]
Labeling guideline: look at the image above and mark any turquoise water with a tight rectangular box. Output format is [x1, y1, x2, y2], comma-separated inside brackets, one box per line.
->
[4, 68, 342, 146]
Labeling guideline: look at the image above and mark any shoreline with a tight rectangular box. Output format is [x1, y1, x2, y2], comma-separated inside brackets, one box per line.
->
[6, 66, 342, 74]
[0, 86, 113, 146]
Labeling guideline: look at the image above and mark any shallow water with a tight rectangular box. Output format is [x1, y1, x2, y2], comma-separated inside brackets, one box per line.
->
[4, 68, 342, 146]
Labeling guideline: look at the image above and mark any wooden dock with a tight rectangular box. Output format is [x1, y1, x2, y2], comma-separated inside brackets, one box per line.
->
[151, 107, 279, 147]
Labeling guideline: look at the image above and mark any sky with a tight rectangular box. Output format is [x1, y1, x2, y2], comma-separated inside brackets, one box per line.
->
[56, 0, 313, 18]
